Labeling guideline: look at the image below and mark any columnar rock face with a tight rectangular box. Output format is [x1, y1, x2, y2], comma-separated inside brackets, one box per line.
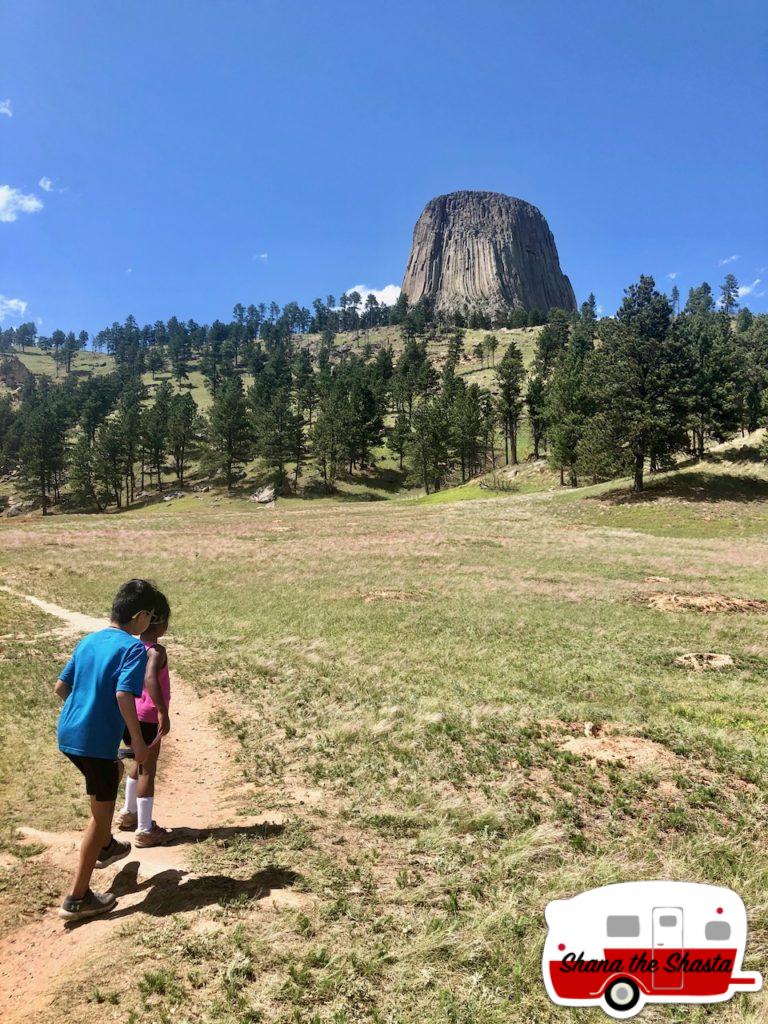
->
[401, 191, 576, 318]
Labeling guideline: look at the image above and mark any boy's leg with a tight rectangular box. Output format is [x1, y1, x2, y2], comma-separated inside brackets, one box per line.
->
[69, 796, 115, 899]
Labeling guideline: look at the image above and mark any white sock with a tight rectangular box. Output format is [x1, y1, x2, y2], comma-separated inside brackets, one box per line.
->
[122, 776, 138, 814]
[137, 797, 154, 834]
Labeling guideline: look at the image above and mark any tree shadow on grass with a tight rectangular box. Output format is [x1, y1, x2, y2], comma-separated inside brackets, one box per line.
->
[65, 859, 300, 928]
[595, 471, 768, 505]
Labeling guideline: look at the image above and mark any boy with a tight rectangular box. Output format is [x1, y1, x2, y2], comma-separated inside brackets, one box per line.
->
[55, 578, 163, 921]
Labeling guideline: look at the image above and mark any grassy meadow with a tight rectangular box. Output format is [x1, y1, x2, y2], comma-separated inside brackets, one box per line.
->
[1, 434, 768, 1021]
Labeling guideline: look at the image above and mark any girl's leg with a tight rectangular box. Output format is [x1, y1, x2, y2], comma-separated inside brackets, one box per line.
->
[119, 761, 139, 817]
[136, 744, 161, 834]
[137, 743, 160, 799]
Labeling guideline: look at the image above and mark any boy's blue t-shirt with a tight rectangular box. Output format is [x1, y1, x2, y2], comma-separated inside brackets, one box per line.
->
[57, 628, 147, 760]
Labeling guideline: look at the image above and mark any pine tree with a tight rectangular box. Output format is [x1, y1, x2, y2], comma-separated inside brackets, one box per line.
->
[206, 377, 252, 489]
[93, 419, 127, 508]
[407, 398, 450, 493]
[69, 434, 102, 511]
[449, 382, 484, 481]
[678, 307, 741, 455]
[253, 387, 298, 490]
[140, 381, 172, 491]
[389, 411, 411, 470]
[312, 388, 345, 489]
[495, 341, 526, 464]
[720, 274, 740, 315]
[525, 373, 547, 459]
[167, 392, 200, 486]
[546, 340, 591, 486]
[588, 312, 688, 492]
[16, 380, 66, 513]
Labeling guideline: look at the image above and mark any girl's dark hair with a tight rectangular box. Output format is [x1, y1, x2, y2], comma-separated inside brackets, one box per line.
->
[152, 589, 171, 625]
[110, 579, 163, 625]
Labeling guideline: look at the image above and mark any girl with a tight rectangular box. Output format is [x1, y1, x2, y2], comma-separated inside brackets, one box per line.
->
[116, 590, 173, 846]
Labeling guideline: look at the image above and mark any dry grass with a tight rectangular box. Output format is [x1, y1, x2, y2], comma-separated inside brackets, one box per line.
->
[2, 466, 768, 1021]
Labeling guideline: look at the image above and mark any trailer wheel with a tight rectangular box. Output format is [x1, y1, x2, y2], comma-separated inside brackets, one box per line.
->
[603, 978, 641, 1015]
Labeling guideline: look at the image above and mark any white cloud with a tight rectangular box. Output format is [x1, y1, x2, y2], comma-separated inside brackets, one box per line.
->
[345, 283, 401, 307]
[253, 252, 268, 261]
[126, 267, 133, 274]
[738, 278, 761, 298]
[38, 176, 54, 192]
[0, 99, 11, 118]
[718, 254, 740, 266]
[0, 184, 43, 222]
[758, 265, 767, 274]
[666, 271, 680, 280]
[0, 295, 28, 322]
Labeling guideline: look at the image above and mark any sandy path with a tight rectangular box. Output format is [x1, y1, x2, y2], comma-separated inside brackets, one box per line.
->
[0, 590, 287, 1023]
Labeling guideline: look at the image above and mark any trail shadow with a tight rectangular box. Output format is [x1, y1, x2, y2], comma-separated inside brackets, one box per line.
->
[161, 821, 286, 846]
[595, 471, 768, 506]
[65, 860, 300, 928]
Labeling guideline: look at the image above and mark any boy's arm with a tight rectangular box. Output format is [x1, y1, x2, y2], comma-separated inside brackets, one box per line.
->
[117, 692, 148, 765]
[144, 647, 170, 738]
[54, 679, 71, 701]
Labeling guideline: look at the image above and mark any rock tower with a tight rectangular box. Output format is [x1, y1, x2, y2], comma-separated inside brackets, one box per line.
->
[401, 190, 576, 318]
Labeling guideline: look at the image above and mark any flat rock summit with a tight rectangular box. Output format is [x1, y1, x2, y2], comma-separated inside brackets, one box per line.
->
[401, 191, 576, 318]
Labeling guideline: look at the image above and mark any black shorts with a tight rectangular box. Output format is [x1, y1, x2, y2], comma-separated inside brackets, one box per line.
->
[64, 753, 121, 802]
[119, 721, 158, 754]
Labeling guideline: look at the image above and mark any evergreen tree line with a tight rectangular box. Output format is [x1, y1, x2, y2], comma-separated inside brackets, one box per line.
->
[0, 272, 765, 511]
[0, 290, 547, 380]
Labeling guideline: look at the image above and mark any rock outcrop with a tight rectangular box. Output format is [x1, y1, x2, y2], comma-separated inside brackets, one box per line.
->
[401, 191, 575, 318]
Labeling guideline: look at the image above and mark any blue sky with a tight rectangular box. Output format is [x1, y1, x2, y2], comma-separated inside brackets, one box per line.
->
[2, 0, 766, 334]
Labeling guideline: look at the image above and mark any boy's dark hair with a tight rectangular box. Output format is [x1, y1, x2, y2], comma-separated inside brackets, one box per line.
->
[110, 579, 163, 625]
[151, 588, 171, 625]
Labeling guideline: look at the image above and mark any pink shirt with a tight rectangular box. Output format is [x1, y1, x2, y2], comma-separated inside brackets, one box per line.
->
[136, 641, 171, 724]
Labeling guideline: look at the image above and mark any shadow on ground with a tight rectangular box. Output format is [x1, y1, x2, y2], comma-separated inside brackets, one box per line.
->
[66, 859, 300, 928]
[596, 470, 768, 505]
[161, 821, 286, 845]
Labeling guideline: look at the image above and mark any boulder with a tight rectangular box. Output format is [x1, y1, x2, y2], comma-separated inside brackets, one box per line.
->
[401, 190, 576, 319]
[250, 485, 276, 504]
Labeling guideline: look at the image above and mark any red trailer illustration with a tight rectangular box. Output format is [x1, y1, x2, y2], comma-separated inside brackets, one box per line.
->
[543, 880, 762, 1018]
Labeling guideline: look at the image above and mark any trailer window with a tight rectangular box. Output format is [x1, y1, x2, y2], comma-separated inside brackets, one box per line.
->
[659, 915, 678, 927]
[607, 916, 640, 937]
[705, 921, 731, 941]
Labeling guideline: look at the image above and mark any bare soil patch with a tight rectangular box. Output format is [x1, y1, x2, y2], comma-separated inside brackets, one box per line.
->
[561, 734, 680, 770]
[675, 652, 735, 671]
[648, 591, 768, 614]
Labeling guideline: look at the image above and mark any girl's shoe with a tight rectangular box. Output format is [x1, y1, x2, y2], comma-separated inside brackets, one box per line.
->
[134, 822, 173, 847]
[59, 889, 116, 921]
[116, 809, 138, 831]
[95, 836, 131, 868]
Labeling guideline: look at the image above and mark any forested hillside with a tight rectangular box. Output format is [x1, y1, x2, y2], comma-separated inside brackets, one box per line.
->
[0, 274, 765, 514]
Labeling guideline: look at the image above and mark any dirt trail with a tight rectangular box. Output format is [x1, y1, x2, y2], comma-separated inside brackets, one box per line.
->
[0, 590, 287, 1023]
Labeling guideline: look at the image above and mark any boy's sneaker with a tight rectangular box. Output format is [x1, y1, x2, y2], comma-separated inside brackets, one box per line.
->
[95, 836, 131, 868]
[116, 809, 138, 831]
[134, 822, 173, 848]
[58, 889, 116, 921]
